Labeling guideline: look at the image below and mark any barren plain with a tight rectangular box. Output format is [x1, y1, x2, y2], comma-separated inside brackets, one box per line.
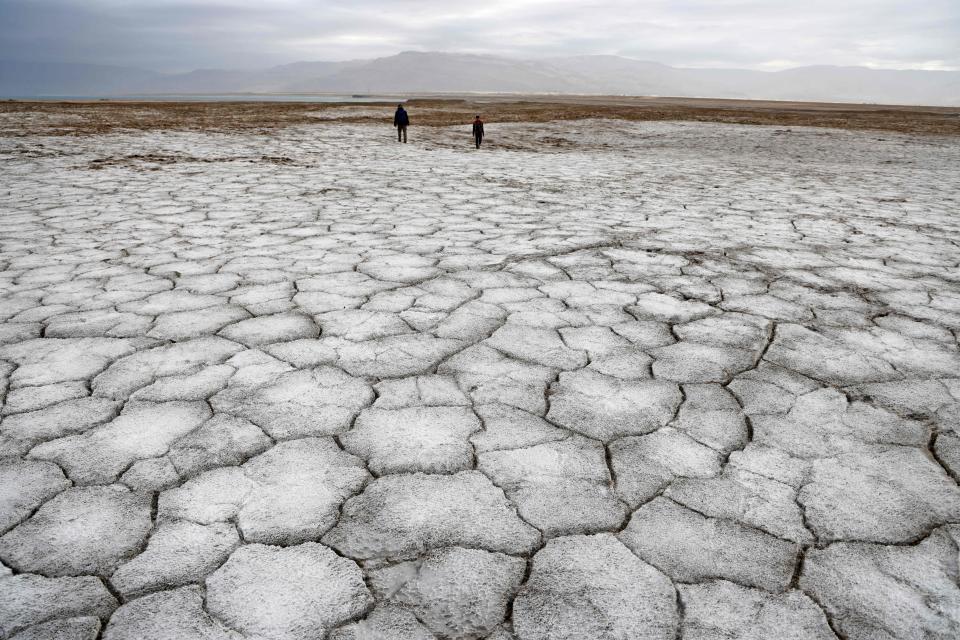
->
[1, 99, 960, 639]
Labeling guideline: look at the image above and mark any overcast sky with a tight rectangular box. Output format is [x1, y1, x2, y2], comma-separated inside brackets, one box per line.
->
[1, 0, 957, 72]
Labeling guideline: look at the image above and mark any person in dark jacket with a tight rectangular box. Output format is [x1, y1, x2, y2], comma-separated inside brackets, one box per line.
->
[472, 115, 484, 149]
[394, 105, 409, 143]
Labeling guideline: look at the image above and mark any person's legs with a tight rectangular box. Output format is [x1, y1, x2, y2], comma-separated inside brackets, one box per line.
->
[475, 135, 481, 149]
[397, 126, 402, 142]
[402, 126, 408, 143]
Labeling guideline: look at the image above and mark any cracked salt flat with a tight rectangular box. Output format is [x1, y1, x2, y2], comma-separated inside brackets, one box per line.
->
[0, 117, 959, 639]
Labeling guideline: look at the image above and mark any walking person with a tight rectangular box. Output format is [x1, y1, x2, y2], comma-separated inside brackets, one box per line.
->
[472, 114, 485, 149]
[394, 104, 409, 143]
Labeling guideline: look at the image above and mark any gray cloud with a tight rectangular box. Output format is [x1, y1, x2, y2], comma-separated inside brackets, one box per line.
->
[1, 0, 957, 71]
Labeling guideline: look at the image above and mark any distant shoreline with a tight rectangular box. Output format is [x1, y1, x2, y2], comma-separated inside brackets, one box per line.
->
[3, 93, 958, 110]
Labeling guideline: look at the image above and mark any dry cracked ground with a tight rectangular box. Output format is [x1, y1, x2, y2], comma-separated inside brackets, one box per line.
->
[1, 112, 960, 640]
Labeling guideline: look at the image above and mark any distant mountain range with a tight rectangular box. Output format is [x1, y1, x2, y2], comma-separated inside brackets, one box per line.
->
[2, 52, 959, 106]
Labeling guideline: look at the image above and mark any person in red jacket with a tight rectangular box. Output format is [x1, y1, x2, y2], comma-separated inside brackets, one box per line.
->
[472, 115, 484, 149]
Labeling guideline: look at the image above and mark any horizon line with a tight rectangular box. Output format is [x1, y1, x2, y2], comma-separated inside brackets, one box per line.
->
[3, 51, 958, 75]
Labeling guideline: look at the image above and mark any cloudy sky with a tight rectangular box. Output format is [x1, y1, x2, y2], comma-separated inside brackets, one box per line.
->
[1, 0, 957, 72]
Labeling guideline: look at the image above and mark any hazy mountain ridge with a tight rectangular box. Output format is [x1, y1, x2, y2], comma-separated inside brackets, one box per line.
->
[2, 52, 958, 106]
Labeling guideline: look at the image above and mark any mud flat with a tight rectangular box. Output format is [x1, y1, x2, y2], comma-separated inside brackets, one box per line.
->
[1, 103, 959, 639]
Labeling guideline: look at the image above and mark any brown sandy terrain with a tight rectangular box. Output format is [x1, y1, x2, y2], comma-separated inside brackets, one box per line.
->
[1, 95, 958, 137]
